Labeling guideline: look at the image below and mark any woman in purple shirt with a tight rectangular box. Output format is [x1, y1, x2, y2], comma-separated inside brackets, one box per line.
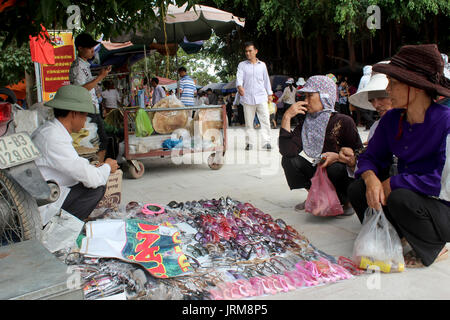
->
[348, 44, 450, 268]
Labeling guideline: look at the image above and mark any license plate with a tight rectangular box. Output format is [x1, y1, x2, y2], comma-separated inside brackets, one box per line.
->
[0, 132, 41, 169]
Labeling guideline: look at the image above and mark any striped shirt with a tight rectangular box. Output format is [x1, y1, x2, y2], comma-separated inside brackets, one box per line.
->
[179, 75, 196, 106]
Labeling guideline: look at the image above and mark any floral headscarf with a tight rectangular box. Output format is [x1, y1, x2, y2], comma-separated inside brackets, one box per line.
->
[298, 75, 338, 160]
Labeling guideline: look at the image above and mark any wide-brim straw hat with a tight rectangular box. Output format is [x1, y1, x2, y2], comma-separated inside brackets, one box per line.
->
[349, 74, 388, 111]
[44, 85, 97, 114]
[372, 44, 450, 97]
[349, 62, 390, 111]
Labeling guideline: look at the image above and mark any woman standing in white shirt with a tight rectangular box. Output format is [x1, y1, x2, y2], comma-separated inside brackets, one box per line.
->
[280, 78, 297, 109]
[101, 81, 121, 114]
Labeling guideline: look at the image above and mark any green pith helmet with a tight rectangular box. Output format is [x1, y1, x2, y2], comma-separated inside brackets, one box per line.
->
[44, 85, 97, 114]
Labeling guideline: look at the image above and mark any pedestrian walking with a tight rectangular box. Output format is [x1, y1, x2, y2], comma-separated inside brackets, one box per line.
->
[236, 41, 273, 151]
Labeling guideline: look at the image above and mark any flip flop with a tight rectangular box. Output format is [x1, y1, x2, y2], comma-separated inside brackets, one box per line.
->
[295, 201, 306, 212]
[405, 247, 449, 268]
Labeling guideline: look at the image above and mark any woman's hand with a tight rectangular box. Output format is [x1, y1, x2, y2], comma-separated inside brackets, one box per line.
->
[281, 101, 308, 132]
[338, 147, 356, 168]
[381, 178, 391, 202]
[284, 101, 308, 118]
[362, 170, 385, 210]
[319, 152, 339, 168]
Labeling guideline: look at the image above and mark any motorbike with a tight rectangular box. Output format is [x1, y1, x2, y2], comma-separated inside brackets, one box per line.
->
[0, 88, 60, 246]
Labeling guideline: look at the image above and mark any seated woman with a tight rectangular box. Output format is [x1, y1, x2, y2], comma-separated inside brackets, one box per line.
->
[340, 68, 395, 176]
[348, 44, 450, 268]
[279, 75, 363, 216]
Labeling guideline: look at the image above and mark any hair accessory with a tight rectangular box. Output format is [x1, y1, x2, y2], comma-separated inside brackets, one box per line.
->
[141, 203, 165, 216]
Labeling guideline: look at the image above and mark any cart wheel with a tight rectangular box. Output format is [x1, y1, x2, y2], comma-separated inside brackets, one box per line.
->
[128, 161, 145, 179]
[208, 153, 224, 170]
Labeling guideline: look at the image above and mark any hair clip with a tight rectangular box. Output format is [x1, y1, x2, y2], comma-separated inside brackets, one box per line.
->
[141, 203, 165, 216]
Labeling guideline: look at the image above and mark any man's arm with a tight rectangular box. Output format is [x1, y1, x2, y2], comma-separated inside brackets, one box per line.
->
[43, 139, 112, 189]
[236, 63, 245, 97]
[82, 66, 111, 91]
[263, 64, 273, 96]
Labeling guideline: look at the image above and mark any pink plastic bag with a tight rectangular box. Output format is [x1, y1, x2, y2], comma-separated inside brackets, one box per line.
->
[305, 166, 344, 216]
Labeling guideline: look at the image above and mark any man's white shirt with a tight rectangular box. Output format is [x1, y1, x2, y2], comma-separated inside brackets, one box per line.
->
[236, 59, 273, 105]
[32, 118, 110, 189]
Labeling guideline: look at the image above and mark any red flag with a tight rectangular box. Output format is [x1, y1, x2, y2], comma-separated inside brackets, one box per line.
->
[29, 25, 55, 65]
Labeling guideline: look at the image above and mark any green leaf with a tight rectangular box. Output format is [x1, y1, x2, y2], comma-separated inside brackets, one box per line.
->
[40, 0, 57, 23]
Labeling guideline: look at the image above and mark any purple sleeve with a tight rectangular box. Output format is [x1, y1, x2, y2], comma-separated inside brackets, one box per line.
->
[390, 132, 448, 197]
[355, 114, 394, 178]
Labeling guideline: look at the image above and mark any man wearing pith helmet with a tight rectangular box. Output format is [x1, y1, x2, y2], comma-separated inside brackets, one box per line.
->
[32, 85, 119, 220]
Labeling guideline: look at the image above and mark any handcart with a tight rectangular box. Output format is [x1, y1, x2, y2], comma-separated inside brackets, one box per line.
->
[123, 105, 227, 179]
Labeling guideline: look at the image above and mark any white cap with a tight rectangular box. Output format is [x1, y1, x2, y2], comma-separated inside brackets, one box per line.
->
[285, 78, 295, 84]
[296, 77, 306, 86]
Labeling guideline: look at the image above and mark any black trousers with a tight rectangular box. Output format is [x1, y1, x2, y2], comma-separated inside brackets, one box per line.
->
[338, 103, 351, 117]
[281, 155, 354, 205]
[226, 102, 233, 126]
[348, 178, 450, 266]
[62, 183, 106, 221]
[237, 104, 245, 125]
[360, 109, 375, 129]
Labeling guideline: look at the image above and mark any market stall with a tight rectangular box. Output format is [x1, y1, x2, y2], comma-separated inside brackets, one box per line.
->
[122, 99, 227, 179]
[50, 197, 361, 300]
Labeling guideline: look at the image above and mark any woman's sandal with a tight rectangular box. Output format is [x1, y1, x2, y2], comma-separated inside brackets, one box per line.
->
[405, 247, 449, 268]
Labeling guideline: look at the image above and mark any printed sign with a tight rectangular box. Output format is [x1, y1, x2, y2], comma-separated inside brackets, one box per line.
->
[40, 31, 76, 101]
[122, 219, 192, 278]
[95, 169, 123, 209]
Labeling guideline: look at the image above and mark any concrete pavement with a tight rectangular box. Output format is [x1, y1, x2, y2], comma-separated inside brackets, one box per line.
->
[121, 127, 450, 300]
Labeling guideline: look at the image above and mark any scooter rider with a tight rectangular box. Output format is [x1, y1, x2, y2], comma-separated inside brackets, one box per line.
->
[32, 85, 119, 220]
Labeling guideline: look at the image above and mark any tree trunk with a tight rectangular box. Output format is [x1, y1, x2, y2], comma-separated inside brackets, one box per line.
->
[395, 21, 402, 47]
[296, 37, 303, 75]
[327, 34, 334, 71]
[370, 35, 373, 56]
[389, 23, 393, 57]
[433, 15, 438, 44]
[361, 39, 365, 65]
[308, 41, 313, 74]
[316, 34, 324, 73]
[424, 20, 430, 43]
[276, 30, 281, 59]
[347, 32, 356, 71]
[25, 71, 36, 107]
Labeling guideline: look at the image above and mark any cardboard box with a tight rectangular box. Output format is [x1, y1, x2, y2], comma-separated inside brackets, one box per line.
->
[96, 169, 123, 209]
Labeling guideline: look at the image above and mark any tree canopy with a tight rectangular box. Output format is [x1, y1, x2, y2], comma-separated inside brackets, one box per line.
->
[0, 0, 197, 47]
[202, 0, 450, 82]
[1, 0, 449, 87]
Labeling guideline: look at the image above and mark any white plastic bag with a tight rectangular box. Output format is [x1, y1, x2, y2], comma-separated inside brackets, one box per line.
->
[352, 207, 405, 273]
[41, 209, 84, 253]
[79, 117, 99, 148]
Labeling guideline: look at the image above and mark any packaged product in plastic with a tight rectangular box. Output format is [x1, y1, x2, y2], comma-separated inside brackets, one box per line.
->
[305, 166, 344, 216]
[135, 108, 154, 137]
[152, 96, 188, 134]
[352, 207, 405, 273]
